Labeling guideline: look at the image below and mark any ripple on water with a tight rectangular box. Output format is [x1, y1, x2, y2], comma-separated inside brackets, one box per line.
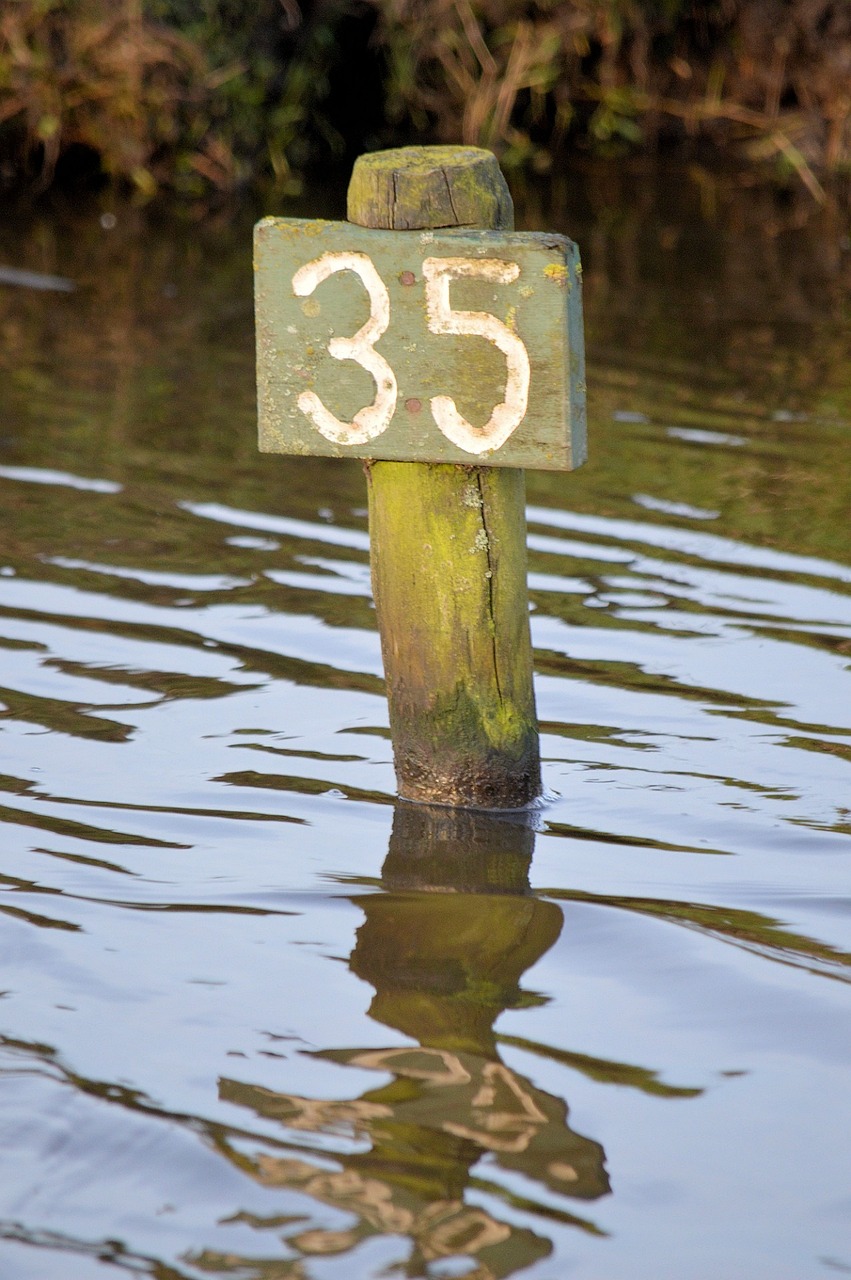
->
[0, 178, 850, 1279]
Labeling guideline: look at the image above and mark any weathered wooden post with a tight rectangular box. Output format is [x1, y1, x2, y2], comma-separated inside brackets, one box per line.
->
[254, 145, 585, 809]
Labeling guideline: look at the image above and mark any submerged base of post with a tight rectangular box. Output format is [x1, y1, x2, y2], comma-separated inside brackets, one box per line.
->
[350, 146, 542, 809]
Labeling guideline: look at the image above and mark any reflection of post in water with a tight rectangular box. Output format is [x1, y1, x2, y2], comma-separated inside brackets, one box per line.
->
[214, 805, 609, 1279]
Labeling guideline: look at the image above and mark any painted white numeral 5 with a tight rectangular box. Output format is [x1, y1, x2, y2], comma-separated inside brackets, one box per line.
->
[291, 251, 397, 445]
[422, 257, 530, 454]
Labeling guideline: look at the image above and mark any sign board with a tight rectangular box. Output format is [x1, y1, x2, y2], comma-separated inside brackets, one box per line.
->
[254, 218, 586, 471]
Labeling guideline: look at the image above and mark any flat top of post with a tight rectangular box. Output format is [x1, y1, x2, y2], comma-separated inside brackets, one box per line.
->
[347, 145, 513, 231]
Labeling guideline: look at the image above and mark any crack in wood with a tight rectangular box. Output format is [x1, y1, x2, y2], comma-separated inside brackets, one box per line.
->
[475, 468, 503, 706]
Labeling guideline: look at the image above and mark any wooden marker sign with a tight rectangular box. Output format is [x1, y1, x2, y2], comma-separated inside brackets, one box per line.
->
[255, 220, 585, 471]
[255, 146, 587, 810]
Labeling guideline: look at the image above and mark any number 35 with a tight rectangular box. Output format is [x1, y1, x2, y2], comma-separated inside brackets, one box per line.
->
[291, 252, 530, 455]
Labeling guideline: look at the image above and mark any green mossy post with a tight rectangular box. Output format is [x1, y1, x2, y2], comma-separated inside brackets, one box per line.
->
[347, 146, 541, 809]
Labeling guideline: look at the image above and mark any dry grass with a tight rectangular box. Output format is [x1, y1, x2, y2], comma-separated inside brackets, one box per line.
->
[0, 0, 216, 191]
[374, 0, 851, 195]
[1, 0, 850, 197]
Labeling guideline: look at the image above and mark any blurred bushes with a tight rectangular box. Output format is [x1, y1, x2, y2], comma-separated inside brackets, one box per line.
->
[0, 0, 207, 193]
[373, 0, 851, 199]
[1, 0, 850, 198]
[0, 0, 349, 196]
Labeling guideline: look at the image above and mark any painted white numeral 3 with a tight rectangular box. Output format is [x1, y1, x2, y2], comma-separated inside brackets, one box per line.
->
[422, 256, 530, 454]
[291, 251, 397, 445]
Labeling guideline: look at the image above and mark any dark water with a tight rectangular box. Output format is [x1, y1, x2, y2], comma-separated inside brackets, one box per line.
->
[0, 163, 849, 1280]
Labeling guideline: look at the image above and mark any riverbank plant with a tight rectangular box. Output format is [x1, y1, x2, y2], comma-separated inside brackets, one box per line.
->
[1, 0, 849, 198]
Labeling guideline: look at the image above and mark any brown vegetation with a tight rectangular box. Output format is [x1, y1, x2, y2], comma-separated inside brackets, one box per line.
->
[376, 0, 851, 200]
[0, 0, 208, 192]
[1, 0, 850, 197]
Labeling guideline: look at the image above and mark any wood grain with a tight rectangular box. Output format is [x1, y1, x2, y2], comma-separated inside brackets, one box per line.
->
[254, 218, 586, 470]
[348, 146, 542, 808]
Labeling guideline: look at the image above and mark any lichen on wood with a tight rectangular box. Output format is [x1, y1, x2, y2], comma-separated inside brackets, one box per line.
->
[348, 145, 541, 808]
[365, 458, 539, 807]
[347, 145, 514, 230]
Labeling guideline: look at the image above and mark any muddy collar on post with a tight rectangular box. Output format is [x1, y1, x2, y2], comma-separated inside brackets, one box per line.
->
[254, 145, 587, 809]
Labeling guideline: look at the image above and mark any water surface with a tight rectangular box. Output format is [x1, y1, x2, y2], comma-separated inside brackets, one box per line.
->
[0, 165, 850, 1279]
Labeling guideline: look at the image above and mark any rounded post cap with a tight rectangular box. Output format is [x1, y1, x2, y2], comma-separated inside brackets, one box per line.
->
[347, 145, 513, 231]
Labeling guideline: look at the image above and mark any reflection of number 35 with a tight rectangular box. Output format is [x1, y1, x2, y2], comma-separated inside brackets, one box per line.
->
[291, 251, 530, 456]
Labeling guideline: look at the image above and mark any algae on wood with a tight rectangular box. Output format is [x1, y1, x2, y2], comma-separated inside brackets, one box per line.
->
[348, 146, 542, 808]
[253, 217, 586, 470]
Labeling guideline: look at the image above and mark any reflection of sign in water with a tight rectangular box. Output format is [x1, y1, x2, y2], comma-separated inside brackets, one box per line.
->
[320, 1044, 609, 1200]
[218, 1038, 608, 1279]
[192, 809, 611, 1278]
[206, 873, 608, 1277]
[254, 219, 586, 470]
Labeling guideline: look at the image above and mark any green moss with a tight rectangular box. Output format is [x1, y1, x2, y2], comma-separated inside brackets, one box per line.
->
[365, 448, 538, 806]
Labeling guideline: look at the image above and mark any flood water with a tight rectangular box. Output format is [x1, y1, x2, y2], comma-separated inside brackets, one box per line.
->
[0, 162, 849, 1279]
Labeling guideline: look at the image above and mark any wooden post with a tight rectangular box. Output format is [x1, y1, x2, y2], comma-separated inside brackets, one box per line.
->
[346, 147, 541, 809]
[254, 145, 586, 806]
